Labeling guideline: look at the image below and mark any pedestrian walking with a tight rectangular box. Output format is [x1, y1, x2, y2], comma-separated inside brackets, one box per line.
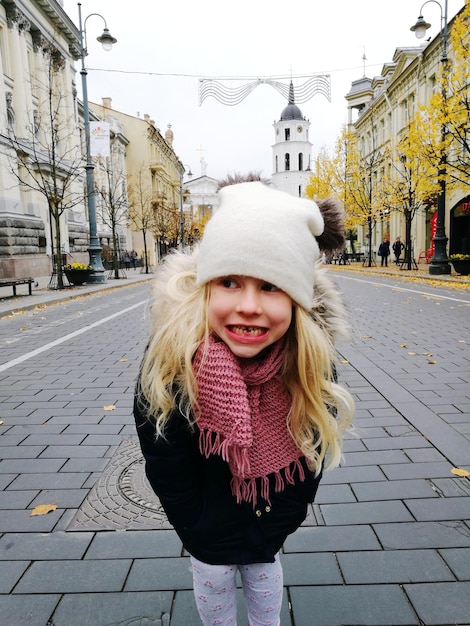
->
[123, 250, 131, 270]
[392, 237, 405, 265]
[133, 182, 354, 626]
[378, 238, 391, 266]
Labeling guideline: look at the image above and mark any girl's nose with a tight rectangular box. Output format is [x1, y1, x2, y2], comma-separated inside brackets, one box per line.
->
[235, 287, 262, 315]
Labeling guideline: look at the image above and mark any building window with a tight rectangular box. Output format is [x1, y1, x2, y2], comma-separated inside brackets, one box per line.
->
[285, 153, 290, 171]
[275, 155, 278, 173]
[285, 128, 290, 141]
[298, 153, 303, 171]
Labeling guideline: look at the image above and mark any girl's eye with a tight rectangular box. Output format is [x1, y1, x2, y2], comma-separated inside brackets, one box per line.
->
[261, 282, 279, 292]
[221, 278, 238, 289]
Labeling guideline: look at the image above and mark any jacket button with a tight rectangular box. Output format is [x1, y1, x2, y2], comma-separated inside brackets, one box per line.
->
[255, 509, 262, 517]
[265, 505, 271, 513]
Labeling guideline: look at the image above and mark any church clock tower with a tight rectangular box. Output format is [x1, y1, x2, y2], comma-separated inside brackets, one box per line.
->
[271, 81, 312, 198]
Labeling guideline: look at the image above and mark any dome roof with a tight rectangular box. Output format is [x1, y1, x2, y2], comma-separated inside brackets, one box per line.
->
[280, 103, 303, 120]
[279, 80, 303, 121]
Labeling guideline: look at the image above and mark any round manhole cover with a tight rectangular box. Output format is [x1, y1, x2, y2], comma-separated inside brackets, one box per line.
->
[68, 439, 172, 530]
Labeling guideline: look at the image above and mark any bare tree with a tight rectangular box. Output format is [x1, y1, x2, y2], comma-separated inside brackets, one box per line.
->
[128, 165, 154, 273]
[95, 157, 129, 279]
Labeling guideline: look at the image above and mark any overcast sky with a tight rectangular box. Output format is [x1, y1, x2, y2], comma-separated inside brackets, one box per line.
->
[62, 0, 465, 181]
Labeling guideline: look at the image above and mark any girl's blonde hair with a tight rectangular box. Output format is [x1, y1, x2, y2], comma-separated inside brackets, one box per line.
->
[139, 251, 354, 472]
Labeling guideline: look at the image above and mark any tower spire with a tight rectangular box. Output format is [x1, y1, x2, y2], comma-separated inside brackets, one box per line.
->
[288, 80, 295, 105]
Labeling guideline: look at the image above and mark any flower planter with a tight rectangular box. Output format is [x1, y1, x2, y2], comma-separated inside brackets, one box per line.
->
[64, 269, 92, 286]
[450, 260, 470, 275]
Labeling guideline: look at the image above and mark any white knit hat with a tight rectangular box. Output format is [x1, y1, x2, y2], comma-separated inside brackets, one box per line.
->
[196, 182, 325, 309]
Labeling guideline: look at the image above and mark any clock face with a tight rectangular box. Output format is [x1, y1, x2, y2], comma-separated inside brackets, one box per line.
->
[297, 125, 303, 133]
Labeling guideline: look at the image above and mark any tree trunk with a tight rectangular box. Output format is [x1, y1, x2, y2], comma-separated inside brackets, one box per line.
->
[112, 226, 120, 279]
[142, 229, 150, 274]
[53, 206, 65, 289]
[403, 210, 413, 270]
[366, 217, 374, 267]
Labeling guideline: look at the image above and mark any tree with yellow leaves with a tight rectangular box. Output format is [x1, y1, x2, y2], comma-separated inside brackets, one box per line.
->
[382, 115, 442, 269]
[343, 127, 388, 267]
[410, 3, 469, 192]
[305, 132, 359, 259]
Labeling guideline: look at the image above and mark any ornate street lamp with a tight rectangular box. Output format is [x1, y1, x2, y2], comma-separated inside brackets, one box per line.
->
[78, 3, 117, 282]
[411, 0, 451, 275]
[179, 164, 193, 249]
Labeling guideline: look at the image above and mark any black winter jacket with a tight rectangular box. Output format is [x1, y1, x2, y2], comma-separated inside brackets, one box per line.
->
[133, 381, 322, 565]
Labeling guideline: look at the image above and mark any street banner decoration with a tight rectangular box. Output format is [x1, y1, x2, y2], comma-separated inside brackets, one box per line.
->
[430, 211, 437, 254]
[90, 122, 110, 157]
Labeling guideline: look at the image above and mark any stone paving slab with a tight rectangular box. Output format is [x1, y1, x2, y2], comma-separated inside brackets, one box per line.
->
[404, 582, 470, 625]
[0, 595, 62, 626]
[125, 556, 193, 591]
[48, 591, 174, 626]
[0, 531, 94, 560]
[13, 559, 133, 594]
[289, 584, 419, 625]
[337, 549, 455, 583]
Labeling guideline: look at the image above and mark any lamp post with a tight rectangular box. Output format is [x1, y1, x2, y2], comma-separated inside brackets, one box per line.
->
[179, 164, 193, 249]
[78, 2, 117, 283]
[411, 0, 451, 275]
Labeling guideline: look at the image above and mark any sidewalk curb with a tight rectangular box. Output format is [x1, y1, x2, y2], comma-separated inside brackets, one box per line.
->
[0, 274, 154, 318]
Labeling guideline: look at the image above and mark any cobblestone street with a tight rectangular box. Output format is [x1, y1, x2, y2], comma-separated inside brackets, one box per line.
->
[0, 268, 469, 625]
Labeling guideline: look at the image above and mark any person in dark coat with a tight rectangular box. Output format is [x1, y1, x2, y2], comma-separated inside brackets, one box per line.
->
[392, 237, 405, 265]
[134, 182, 354, 626]
[378, 238, 391, 266]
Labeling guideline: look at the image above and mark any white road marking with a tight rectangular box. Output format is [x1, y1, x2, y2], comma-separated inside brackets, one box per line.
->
[0, 301, 146, 373]
[337, 275, 470, 304]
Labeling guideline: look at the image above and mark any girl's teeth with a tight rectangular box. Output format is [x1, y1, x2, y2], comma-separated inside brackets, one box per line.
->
[233, 326, 262, 336]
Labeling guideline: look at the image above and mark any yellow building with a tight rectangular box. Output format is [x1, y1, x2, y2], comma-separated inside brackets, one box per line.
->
[89, 99, 186, 268]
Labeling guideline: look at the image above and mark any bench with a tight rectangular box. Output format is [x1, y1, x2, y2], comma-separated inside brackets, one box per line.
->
[418, 249, 433, 264]
[0, 277, 35, 296]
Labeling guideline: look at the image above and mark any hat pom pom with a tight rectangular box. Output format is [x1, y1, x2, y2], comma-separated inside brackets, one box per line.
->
[315, 198, 346, 253]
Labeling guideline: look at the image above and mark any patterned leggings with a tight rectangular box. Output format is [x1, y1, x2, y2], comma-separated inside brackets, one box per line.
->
[191, 554, 283, 626]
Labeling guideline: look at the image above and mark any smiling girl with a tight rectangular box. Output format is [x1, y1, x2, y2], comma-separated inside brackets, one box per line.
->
[134, 181, 354, 626]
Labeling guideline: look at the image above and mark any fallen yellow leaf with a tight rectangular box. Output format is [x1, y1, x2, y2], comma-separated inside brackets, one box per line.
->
[428, 360, 437, 364]
[423, 352, 433, 357]
[0, 420, 4, 425]
[119, 358, 128, 362]
[103, 405, 116, 411]
[340, 359, 349, 364]
[400, 343, 407, 348]
[31, 503, 57, 516]
[451, 467, 470, 477]
[408, 352, 417, 356]
[20, 327, 28, 331]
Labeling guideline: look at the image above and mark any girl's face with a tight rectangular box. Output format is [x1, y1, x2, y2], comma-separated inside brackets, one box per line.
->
[208, 276, 293, 359]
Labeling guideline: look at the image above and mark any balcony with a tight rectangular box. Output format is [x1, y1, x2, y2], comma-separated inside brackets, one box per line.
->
[150, 160, 165, 172]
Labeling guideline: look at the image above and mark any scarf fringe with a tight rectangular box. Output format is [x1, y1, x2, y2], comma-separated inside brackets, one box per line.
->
[199, 428, 251, 476]
[231, 458, 306, 507]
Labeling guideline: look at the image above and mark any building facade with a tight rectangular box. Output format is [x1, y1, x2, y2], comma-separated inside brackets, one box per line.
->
[0, 0, 85, 279]
[345, 7, 469, 262]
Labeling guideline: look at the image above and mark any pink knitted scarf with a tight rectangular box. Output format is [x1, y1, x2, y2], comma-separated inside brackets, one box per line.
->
[193, 336, 305, 506]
